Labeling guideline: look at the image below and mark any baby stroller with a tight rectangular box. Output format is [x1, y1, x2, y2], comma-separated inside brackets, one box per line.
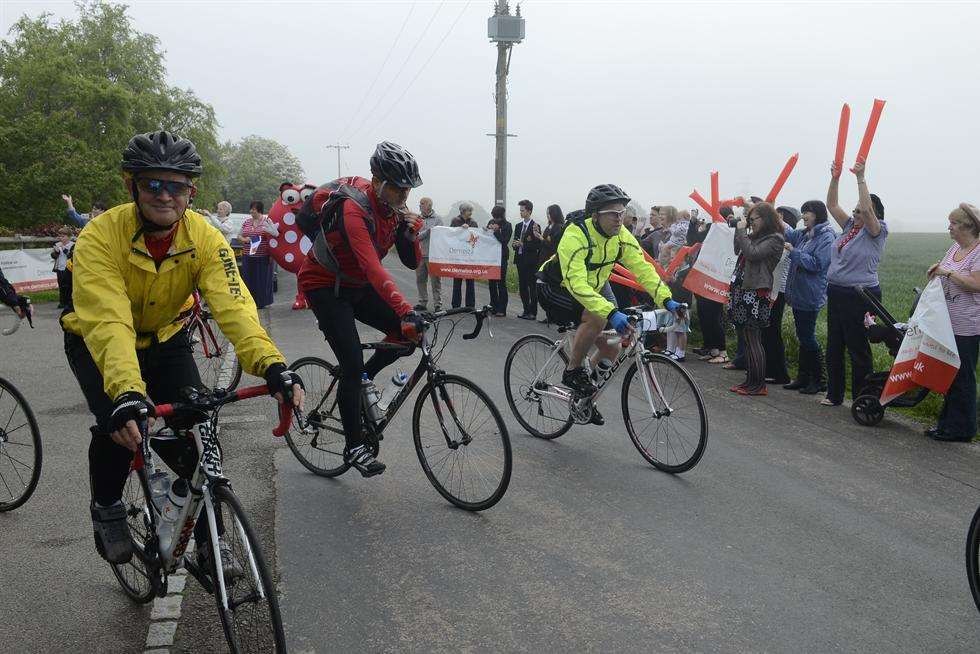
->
[851, 286, 929, 426]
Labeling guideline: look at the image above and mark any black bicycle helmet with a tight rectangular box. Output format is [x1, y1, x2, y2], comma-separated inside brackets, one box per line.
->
[121, 131, 203, 177]
[369, 141, 422, 188]
[584, 184, 631, 216]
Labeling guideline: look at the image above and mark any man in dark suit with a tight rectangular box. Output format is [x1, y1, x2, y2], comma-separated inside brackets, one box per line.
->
[511, 199, 542, 319]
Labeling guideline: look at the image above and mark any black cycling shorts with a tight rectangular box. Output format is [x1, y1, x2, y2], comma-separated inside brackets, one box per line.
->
[537, 281, 618, 327]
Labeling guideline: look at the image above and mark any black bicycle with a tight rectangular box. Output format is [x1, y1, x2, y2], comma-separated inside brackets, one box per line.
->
[965, 504, 980, 615]
[282, 306, 512, 511]
[1, 303, 41, 511]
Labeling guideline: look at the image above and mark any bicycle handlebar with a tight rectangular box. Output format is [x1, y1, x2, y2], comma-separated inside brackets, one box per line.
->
[462, 305, 492, 340]
[153, 383, 294, 437]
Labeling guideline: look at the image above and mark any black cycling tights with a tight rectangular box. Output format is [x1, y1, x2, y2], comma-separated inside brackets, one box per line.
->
[65, 330, 221, 541]
[306, 286, 408, 450]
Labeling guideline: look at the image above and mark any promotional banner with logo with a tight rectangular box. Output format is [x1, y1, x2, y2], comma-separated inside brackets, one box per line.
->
[879, 277, 960, 405]
[427, 226, 502, 280]
[682, 222, 737, 303]
[0, 248, 57, 292]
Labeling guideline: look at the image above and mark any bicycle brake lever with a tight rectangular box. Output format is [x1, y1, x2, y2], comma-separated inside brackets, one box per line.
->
[462, 307, 489, 340]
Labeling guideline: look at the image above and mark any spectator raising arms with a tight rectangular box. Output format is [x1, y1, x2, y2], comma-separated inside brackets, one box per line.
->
[208, 200, 237, 242]
[62, 194, 106, 227]
[925, 203, 980, 441]
[822, 160, 887, 407]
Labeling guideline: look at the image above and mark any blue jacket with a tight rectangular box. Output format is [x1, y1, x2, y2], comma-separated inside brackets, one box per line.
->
[784, 222, 834, 311]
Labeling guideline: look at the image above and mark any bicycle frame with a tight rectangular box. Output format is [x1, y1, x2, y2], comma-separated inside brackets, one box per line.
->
[131, 384, 292, 604]
[303, 307, 491, 447]
[524, 309, 675, 421]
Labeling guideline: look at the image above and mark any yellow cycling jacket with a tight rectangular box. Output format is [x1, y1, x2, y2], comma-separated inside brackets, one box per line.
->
[539, 217, 671, 318]
[61, 203, 285, 400]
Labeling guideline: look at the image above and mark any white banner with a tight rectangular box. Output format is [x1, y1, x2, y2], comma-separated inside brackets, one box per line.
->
[682, 222, 737, 302]
[880, 278, 961, 405]
[427, 226, 502, 280]
[0, 248, 57, 292]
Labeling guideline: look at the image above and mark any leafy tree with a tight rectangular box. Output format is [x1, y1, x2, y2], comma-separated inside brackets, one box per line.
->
[219, 136, 305, 213]
[0, 1, 224, 227]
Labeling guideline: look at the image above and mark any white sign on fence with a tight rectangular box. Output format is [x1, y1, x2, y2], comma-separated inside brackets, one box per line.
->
[0, 248, 57, 292]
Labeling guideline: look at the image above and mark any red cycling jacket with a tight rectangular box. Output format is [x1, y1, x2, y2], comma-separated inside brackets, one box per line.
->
[297, 176, 420, 317]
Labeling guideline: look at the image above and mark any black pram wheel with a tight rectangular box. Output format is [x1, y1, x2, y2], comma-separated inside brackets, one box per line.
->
[852, 394, 885, 427]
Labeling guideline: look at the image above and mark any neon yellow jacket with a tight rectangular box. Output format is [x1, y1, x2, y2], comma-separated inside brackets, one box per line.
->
[541, 217, 671, 318]
[61, 203, 285, 400]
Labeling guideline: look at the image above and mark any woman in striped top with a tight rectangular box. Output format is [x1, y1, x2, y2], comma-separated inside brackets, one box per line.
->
[240, 200, 279, 308]
[925, 203, 980, 442]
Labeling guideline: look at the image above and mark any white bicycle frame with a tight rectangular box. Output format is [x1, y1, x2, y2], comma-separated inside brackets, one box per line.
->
[142, 421, 266, 610]
[524, 309, 675, 418]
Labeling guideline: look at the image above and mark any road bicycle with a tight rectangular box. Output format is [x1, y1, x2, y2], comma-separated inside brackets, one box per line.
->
[503, 306, 708, 473]
[0, 304, 41, 511]
[964, 503, 980, 616]
[112, 383, 293, 652]
[282, 306, 512, 511]
[186, 291, 243, 392]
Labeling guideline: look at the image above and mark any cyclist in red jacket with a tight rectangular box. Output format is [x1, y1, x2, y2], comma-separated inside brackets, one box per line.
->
[298, 142, 424, 478]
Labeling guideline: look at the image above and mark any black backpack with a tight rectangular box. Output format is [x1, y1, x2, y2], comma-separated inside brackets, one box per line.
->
[296, 178, 375, 289]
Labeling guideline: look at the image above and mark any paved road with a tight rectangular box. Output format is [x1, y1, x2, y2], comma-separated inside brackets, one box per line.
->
[275, 266, 980, 652]
[4, 265, 980, 653]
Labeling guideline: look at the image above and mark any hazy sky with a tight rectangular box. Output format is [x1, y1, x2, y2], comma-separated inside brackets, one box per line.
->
[3, 0, 978, 231]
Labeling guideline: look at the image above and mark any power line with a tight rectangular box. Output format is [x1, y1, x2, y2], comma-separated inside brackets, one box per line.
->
[358, 1, 472, 139]
[346, 1, 446, 141]
[339, 2, 417, 142]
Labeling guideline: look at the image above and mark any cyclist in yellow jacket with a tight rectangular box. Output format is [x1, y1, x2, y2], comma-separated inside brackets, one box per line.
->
[63, 131, 304, 567]
[537, 184, 684, 404]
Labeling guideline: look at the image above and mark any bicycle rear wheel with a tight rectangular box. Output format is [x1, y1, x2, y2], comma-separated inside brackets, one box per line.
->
[111, 467, 158, 603]
[191, 315, 243, 391]
[413, 374, 511, 511]
[209, 483, 286, 653]
[503, 334, 573, 440]
[966, 504, 980, 615]
[621, 353, 708, 473]
[284, 357, 350, 477]
[0, 377, 42, 511]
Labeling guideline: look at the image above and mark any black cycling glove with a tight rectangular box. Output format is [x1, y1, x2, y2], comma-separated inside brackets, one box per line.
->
[264, 363, 304, 399]
[109, 391, 152, 434]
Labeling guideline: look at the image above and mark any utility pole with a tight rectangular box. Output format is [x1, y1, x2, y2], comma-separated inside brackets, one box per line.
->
[325, 143, 350, 178]
[487, 2, 525, 208]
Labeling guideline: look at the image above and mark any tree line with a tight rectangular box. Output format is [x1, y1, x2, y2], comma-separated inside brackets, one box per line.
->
[0, 1, 305, 229]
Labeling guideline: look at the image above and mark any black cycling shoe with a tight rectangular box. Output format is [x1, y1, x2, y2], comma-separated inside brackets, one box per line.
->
[91, 501, 133, 564]
[345, 444, 386, 478]
[562, 367, 597, 397]
[589, 406, 605, 426]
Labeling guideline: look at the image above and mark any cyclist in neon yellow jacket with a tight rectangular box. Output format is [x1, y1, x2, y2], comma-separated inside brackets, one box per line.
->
[63, 131, 304, 569]
[538, 184, 684, 406]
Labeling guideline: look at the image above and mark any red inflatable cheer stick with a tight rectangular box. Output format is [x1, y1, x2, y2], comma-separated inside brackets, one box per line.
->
[851, 98, 886, 171]
[834, 103, 850, 172]
[613, 263, 637, 281]
[719, 197, 745, 208]
[710, 171, 720, 212]
[609, 273, 643, 292]
[765, 153, 799, 204]
[690, 190, 725, 223]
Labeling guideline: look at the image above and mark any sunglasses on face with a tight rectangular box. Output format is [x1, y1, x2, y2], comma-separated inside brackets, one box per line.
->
[597, 209, 628, 219]
[136, 177, 196, 198]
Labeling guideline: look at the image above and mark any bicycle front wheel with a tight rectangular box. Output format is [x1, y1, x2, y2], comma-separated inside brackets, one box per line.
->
[209, 483, 286, 653]
[966, 504, 980, 615]
[284, 357, 350, 477]
[0, 377, 42, 511]
[413, 374, 512, 511]
[111, 467, 158, 603]
[504, 334, 573, 440]
[621, 353, 708, 473]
